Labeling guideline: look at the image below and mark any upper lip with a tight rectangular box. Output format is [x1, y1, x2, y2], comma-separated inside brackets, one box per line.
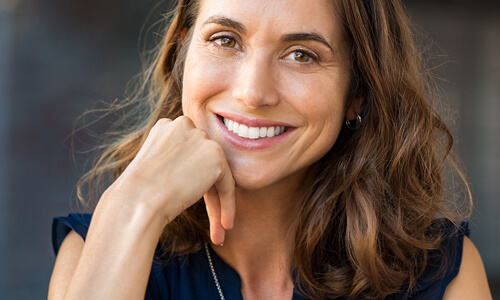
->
[217, 112, 294, 128]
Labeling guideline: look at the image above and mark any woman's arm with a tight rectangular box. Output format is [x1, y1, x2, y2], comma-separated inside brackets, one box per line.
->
[48, 117, 235, 299]
[443, 236, 492, 299]
[48, 230, 84, 300]
[48, 198, 166, 300]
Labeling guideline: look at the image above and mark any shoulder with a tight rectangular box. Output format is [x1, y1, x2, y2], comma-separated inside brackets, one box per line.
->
[394, 221, 490, 299]
[442, 236, 492, 299]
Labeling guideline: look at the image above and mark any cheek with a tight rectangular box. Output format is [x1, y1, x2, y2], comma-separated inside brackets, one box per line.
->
[182, 50, 232, 119]
[284, 73, 349, 156]
[285, 72, 348, 128]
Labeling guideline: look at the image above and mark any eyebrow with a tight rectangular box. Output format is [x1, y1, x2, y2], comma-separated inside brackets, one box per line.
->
[202, 16, 334, 52]
[202, 16, 246, 34]
[281, 33, 334, 52]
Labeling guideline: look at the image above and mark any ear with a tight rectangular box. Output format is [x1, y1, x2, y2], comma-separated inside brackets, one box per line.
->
[180, 27, 188, 43]
[345, 96, 364, 121]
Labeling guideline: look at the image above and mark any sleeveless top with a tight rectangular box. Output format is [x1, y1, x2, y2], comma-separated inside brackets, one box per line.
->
[52, 214, 468, 300]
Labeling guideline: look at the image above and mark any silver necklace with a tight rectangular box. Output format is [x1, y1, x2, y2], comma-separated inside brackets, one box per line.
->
[204, 243, 226, 300]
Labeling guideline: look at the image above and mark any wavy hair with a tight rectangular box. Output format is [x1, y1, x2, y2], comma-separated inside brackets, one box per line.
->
[77, 0, 472, 298]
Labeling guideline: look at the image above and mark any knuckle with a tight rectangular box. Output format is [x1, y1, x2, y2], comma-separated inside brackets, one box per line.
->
[151, 118, 172, 133]
[194, 128, 210, 139]
[175, 115, 194, 128]
[207, 140, 224, 156]
[205, 142, 225, 176]
[155, 118, 172, 127]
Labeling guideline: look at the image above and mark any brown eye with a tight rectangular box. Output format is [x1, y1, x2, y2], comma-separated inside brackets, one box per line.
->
[219, 37, 236, 48]
[293, 51, 310, 62]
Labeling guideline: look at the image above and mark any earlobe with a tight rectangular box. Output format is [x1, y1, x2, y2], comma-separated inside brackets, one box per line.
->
[345, 97, 364, 121]
[344, 97, 364, 130]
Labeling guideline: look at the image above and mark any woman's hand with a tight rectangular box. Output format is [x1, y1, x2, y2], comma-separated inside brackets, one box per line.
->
[48, 116, 235, 299]
[105, 116, 235, 244]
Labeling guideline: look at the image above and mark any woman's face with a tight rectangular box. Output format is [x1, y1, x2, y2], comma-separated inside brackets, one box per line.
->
[182, 0, 354, 190]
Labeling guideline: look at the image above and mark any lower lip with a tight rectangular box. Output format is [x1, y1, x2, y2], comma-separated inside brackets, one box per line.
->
[216, 116, 294, 150]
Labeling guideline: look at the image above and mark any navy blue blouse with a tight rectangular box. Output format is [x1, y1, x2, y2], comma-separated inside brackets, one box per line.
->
[52, 214, 468, 299]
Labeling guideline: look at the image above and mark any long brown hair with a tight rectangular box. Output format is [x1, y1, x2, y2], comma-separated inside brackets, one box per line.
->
[77, 0, 472, 298]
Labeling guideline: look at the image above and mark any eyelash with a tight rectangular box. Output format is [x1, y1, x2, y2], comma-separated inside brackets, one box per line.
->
[208, 35, 240, 51]
[285, 49, 319, 63]
[207, 34, 320, 64]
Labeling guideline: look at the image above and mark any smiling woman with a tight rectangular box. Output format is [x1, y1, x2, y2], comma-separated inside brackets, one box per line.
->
[48, 0, 491, 299]
[182, 1, 353, 192]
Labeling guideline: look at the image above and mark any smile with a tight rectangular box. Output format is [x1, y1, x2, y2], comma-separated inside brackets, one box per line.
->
[222, 117, 287, 140]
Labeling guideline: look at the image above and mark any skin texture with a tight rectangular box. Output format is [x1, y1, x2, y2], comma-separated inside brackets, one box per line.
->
[48, 0, 492, 299]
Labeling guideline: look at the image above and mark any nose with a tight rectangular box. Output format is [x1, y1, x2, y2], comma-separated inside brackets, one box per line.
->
[231, 52, 280, 108]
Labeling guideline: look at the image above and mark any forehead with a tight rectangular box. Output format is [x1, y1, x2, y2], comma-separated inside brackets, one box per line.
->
[195, 0, 341, 39]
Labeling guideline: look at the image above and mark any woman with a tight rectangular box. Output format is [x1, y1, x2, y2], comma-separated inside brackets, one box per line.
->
[49, 0, 492, 299]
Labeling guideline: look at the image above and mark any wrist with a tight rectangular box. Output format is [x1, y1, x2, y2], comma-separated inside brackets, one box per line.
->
[95, 186, 169, 237]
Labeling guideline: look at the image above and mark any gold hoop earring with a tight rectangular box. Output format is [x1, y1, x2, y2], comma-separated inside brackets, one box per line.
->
[345, 114, 362, 130]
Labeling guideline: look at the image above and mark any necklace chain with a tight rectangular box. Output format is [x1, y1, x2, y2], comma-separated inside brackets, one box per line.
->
[204, 243, 226, 300]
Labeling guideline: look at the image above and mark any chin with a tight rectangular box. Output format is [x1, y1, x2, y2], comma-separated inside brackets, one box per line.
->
[226, 157, 308, 192]
[231, 169, 275, 191]
[229, 163, 306, 192]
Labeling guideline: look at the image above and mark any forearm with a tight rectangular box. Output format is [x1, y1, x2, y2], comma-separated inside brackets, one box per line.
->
[63, 192, 167, 300]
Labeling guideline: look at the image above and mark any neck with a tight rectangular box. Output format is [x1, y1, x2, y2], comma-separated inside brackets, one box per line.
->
[211, 173, 308, 299]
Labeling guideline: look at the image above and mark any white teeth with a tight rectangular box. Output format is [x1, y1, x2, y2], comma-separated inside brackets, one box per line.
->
[266, 126, 275, 137]
[222, 117, 287, 140]
[238, 124, 249, 138]
[248, 127, 260, 139]
[259, 127, 267, 138]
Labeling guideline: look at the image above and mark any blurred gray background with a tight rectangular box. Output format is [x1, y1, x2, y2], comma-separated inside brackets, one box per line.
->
[0, 0, 498, 298]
